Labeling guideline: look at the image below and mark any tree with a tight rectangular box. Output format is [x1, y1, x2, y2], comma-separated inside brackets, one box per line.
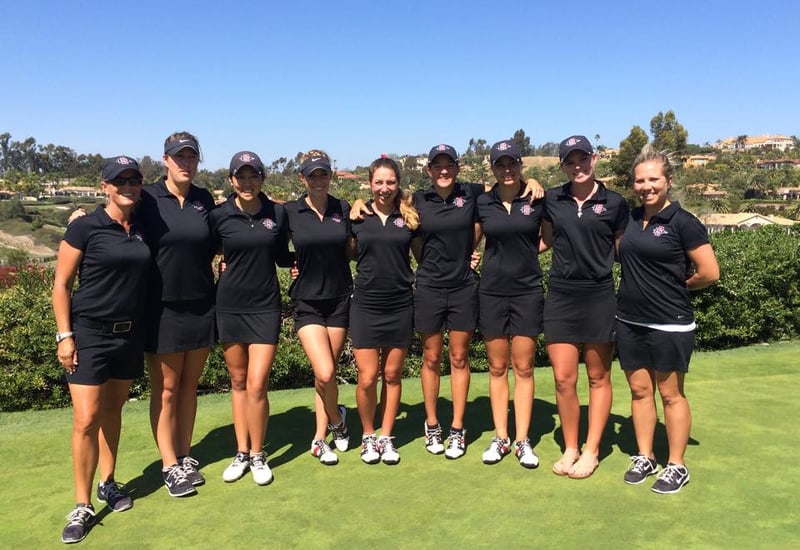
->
[465, 138, 489, 157]
[138, 155, 163, 183]
[611, 126, 649, 185]
[511, 129, 533, 156]
[533, 142, 559, 156]
[650, 110, 688, 154]
[736, 135, 748, 150]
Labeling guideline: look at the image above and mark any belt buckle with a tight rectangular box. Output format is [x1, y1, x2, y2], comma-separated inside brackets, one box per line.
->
[112, 321, 132, 333]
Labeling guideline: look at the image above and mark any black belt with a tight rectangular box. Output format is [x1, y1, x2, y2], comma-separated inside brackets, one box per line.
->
[77, 318, 133, 334]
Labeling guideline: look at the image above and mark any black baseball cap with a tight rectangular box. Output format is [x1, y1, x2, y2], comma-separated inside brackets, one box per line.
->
[558, 135, 594, 163]
[229, 151, 264, 176]
[299, 155, 332, 176]
[490, 140, 522, 165]
[164, 137, 200, 156]
[101, 156, 142, 182]
[427, 144, 458, 164]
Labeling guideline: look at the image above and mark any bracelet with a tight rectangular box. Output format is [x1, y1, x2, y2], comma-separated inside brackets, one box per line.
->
[56, 331, 74, 343]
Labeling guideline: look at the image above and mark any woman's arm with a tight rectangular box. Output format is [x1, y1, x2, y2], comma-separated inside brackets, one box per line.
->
[51, 241, 82, 370]
[521, 178, 545, 200]
[410, 235, 423, 263]
[539, 220, 553, 253]
[685, 243, 720, 290]
[349, 199, 373, 221]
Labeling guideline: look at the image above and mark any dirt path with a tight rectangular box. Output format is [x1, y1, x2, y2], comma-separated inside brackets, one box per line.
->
[0, 230, 56, 258]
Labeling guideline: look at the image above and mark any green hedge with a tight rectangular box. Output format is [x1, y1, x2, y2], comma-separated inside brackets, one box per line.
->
[1, 225, 798, 411]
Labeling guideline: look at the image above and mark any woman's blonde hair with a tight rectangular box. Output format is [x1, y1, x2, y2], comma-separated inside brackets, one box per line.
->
[368, 157, 419, 230]
[632, 143, 675, 181]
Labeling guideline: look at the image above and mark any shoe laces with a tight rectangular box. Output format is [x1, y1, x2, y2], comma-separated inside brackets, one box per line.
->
[250, 453, 266, 468]
[166, 464, 190, 483]
[629, 455, 654, 474]
[312, 439, 332, 456]
[425, 425, 443, 444]
[181, 456, 199, 472]
[234, 451, 249, 464]
[362, 435, 379, 453]
[379, 436, 397, 453]
[659, 463, 686, 483]
[66, 505, 95, 524]
[448, 430, 465, 449]
[490, 436, 509, 454]
[515, 439, 531, 456]
[101, 480, 125, 500]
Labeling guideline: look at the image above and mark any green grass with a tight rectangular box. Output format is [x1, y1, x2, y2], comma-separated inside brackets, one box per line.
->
[1, 342, 798, 549]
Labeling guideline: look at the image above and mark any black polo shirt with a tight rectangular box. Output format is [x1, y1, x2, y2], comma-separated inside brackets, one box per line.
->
[476, 186, 544, 296]
[210, 193, 294, 313]
[138, 178, 216, 302]
[351, 202, 414, 305]
[617, 202, 709, 325]
[65, 205, 151, 321]
[284, 194, 352, 300]
[543, 181, 629, 285]
[413, 182, 484, 289]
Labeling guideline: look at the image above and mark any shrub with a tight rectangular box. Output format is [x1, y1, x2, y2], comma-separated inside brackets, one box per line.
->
[0, 266, 66, 410]
[2, 226, 798, 410]
[694, 225, 800, 348]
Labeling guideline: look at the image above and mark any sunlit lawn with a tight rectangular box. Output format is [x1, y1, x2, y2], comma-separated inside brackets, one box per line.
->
[1, 342, 797, 549]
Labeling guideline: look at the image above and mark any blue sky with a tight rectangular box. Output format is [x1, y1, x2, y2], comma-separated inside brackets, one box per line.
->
[1, 0, 797, 171]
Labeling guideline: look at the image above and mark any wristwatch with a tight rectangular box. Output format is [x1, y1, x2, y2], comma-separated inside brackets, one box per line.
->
[56, 331, 74, 343]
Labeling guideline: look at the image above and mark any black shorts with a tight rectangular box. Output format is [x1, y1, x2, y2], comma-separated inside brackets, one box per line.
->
[68, 318, 145, 385]
[292, 295, 350, 331]
[543, 282, 615, 343]
[479, 289, 544, 339]
[414, 282, 478, 334]
[217, 310, 281, 345]
[350, 298, 413, 349]
[145, 298, 216, 354]
[616, 320, 695, 373]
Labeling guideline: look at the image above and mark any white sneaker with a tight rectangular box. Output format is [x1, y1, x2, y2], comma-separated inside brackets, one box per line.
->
[482, 436, 511, 464]
[311, 439, 338, 465]
[328, 405, 350, 452]
[378, 435, 400, 465]
[222, 451, 250, 482]
[444, 428, 467, 460]
[515, 439, 540, 469]
[250, 452, 273, 486]
[424, 422, 445, 455]
[360, 434, 381, 464]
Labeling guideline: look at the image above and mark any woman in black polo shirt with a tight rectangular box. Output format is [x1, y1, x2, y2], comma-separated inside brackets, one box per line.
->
[541, 135, 629, 479]
[53, 156, 150, 544]
[616, 145, 719, 494]
[412, 144, 487, 459]
[474, 141, 545, 468]
[140, 132, 216, 496]
[352, 145, 542, 460]
[210, 151, 294, 485]
[283, 150, 351, 465]
[349, 157, 418, 465]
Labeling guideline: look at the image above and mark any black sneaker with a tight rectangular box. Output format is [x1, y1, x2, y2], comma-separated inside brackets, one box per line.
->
[179, 456, 205, 486]
[624, 455, 658, 485]
[651, 463, 690, 494]
[163, 464, 197, 497]
[61, 504, 95, 544]
[97, 479, 132, 512]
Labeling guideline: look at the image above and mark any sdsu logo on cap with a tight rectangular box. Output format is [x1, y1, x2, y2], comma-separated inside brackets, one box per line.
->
[565, 137, 582, 147]
[116, 156, 131, 165]
[239, 153, 254, 163]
